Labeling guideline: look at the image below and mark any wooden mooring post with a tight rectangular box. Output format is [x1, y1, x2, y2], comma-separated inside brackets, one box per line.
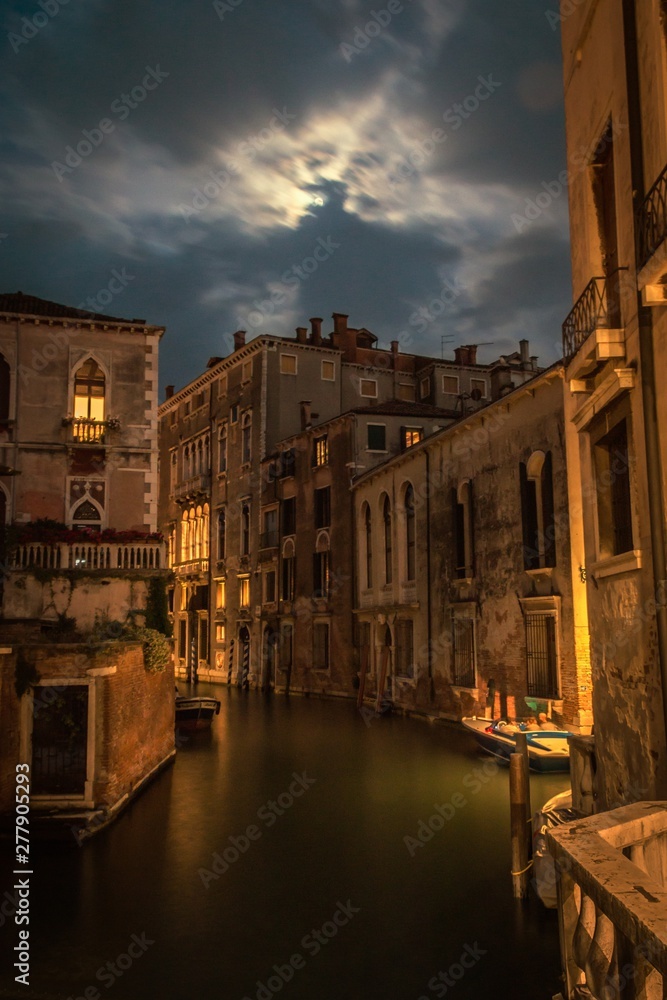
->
[510, 737, 532, 899]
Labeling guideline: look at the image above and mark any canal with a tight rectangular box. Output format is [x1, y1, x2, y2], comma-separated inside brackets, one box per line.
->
[2, 690, 568, 999]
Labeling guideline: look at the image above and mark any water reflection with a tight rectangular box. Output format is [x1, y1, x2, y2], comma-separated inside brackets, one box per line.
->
[0, 689, 567, 999]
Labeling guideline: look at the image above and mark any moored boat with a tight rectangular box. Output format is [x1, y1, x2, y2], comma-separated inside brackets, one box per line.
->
[175, 694, 221, 731]
[461, 717, 571, 773]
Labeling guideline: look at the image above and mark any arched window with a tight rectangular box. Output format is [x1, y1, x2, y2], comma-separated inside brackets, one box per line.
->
[72, 498, 102, 530]
[520, 451, 556, 569]
[219, 424, 227, 474]
[241, 502, 250, 555]
[196, 439, 203, 475]
[181, 510, 189, 561]
[453, 480, 474, 579]
[183, 445, 191, 480]
[202, 503, 210, 559]
[282, 537, 296, 601]
[0, 353, 10, 423]
[170, 451, 177, 491]
[73, 358, 105, 421]
[382, 494, 392, 585]
[363, 503, 372, 589]
[204, 435, 210, 473]
[217, 509, 226, 559]
[404, 484, 415, 581]
[314, 531, 330, 599]
[242, 411, 252, 464]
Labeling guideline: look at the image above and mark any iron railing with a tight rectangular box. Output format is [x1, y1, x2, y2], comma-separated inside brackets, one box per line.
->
[174, 474, 211, 501]
[638, 161, 667, 269]
[562, 276, 614, 361]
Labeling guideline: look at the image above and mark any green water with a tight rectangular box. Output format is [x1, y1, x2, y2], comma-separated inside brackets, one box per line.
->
[1, 689, 568, 999]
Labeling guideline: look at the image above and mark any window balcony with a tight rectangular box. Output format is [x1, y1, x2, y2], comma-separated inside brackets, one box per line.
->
[63, 417, 119, 445]
[173, 474, 211, 502]
[548, 801, 667, 999]
[637, 162, 667, 304]
[562, 276, 625, 381]
[173, 558, 209, 577]
[259, 529, 279, 549]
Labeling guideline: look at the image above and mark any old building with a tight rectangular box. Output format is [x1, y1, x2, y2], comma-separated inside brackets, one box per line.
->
[159, 312, 538, 685]
[258, 401, 452, 698]
[0, 292, 174, 837]
[559, 0, 667, 807]
[352, 363, 592, 732]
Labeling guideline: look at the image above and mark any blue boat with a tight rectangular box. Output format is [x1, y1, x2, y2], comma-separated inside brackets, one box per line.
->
[461, 717, 571, 773]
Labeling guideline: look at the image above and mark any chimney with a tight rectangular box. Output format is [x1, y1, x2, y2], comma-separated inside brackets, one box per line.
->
[300, 400, 312, 430]
[207, 356, 223, 369]
[165, 385, 174, 399]
[391, 340, 399, 355]
[454, 346, 470, 366]
[490, 366, 513, 401]
[310, 317, 323, 346]
[465, 344, 477, 365]
[519, 339, 531, 370]
[233, 330, 246, 351]
[296, 326, 308, 344]
[332, 312, 348, 339]
[530, 355, 539, 371]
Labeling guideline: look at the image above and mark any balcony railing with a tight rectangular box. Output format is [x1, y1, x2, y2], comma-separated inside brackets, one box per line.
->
[11, 540, 164, 571]
[259, 530, 279, 549]
[173, 558, 209, 576]
[548, 802, 667, 999]
[63, 417, 118, 444]
[562, 276, 614, 361]
[638, 162, 667, 269]
[174, 474, 211, 502]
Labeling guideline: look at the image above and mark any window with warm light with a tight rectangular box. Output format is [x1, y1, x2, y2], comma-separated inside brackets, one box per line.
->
[401, 427, 423, 450]
[321, 360, 335, 381]
[215, 624, 226, 643]
[313, 435, 328, 467]
[239, 577, 250, 607]
[215, 579, 226, 609]
[73, 358, 105, 422]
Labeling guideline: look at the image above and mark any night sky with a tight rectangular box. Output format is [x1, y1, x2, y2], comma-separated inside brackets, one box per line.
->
[0, 0, 571, 391]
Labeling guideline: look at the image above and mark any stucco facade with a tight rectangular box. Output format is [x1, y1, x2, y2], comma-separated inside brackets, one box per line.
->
[353, 366, 593, 732]
[560, 0, 667, 804]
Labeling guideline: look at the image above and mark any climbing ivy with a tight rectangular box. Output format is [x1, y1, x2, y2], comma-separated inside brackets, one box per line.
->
[144, 576, 172, 638]
[15, 650, 40, 698]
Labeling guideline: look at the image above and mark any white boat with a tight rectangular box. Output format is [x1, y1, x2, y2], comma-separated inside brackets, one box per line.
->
[461, 717, 571, 773]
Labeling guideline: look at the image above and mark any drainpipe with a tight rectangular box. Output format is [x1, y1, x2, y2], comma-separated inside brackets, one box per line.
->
[622, 0, 667, 771]
[425, 448, 434, 701]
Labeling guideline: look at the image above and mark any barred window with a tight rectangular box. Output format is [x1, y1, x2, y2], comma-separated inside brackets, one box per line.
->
[452, 617, 476, 687]
[395, 620, 414, 678]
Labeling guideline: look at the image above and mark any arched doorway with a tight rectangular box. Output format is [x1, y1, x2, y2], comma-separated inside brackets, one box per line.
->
[239, 626, 251, 690]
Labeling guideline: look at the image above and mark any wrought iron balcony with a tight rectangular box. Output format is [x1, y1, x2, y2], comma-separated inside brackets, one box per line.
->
[63, 417, 117, 445]
[548, 802, 667, 999]
[562, 275, 625, 375]
[637, 163, 667, 303]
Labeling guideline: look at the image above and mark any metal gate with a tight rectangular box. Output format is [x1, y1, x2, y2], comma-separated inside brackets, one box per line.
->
[525, 614, 559, 698]
[31, 685, 88, 795]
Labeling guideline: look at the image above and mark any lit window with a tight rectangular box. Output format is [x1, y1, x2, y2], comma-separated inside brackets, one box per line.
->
[401, 427, 423, 449]
[321, 360, 335, 381]
[420, 376, 430, 399]
[313, 435, 328, 467]
[367, 424, 386, 451]
[215, 580, 226, 609]
[360, 379, 377, 398]
[442, 374, 459, 394]
[239, 577, 250, 607]
[73, 358, 105, 422]
[216, 624, 226, 643]
[280, 354, 297, 375]
[470, 378, 486, 399]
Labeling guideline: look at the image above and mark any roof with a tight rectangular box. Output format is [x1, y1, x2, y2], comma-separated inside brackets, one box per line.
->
[0, 291, 147, 325]
[351, 400, 454, 418]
